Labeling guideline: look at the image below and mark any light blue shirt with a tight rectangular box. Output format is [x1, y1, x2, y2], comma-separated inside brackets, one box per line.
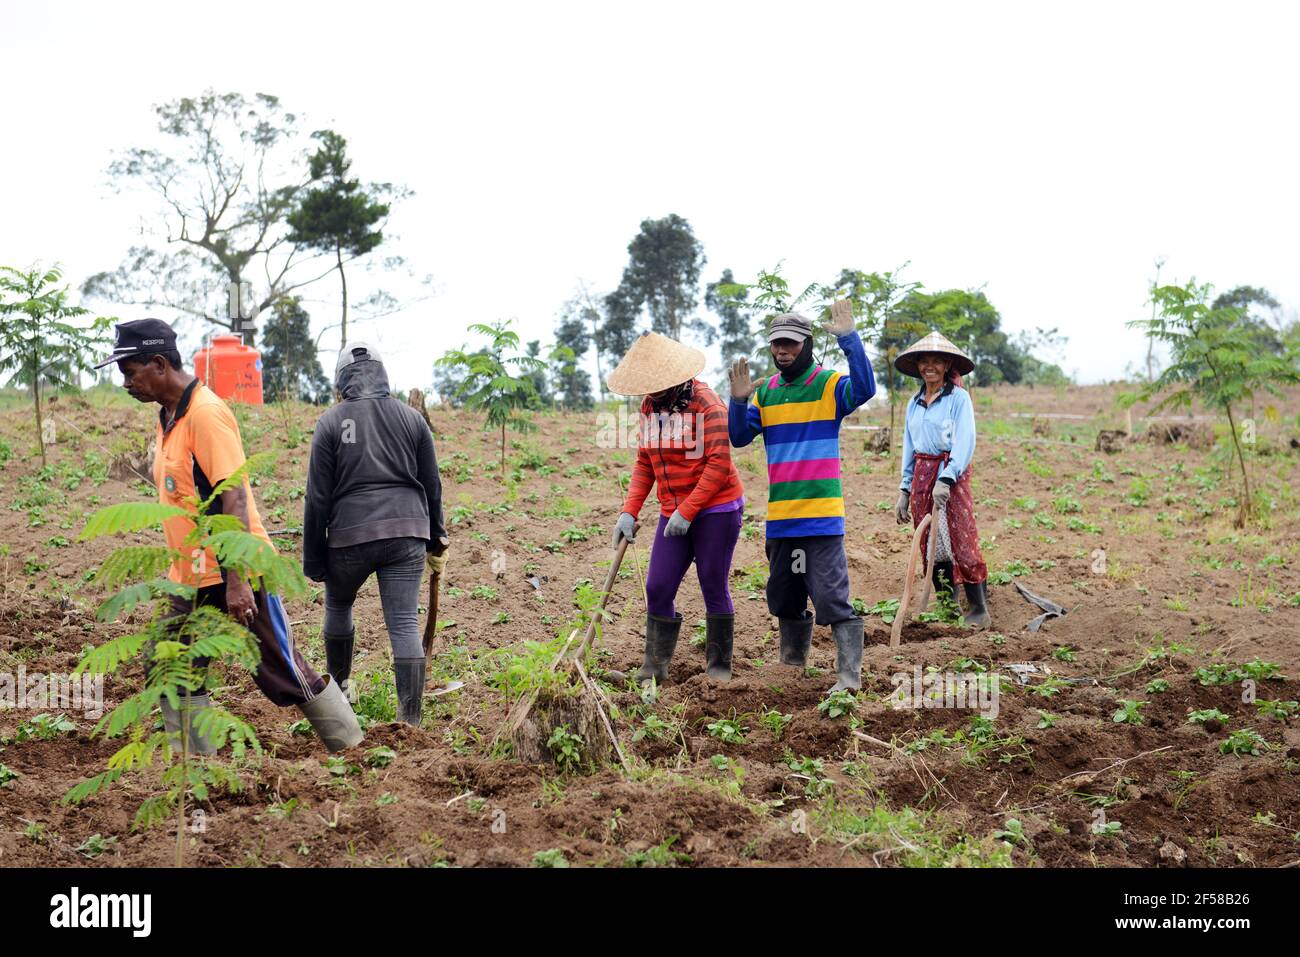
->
[899, 382, 976, 492]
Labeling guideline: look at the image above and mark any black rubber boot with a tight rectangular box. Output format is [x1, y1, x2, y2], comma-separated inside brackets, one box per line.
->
[324, 631, 356, 704]
[636, 614, 682, 686]
[962, 581, 992, 629]
[393, 657, 426, 727]
[704, 613, 734, 681]
[828, 618, 864, 693]
[778, 612, 814, 667]
[931, 561, 955, 606]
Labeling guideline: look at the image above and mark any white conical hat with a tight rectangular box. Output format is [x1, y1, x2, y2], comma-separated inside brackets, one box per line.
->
[606, 331, 706, 396]
[894, 330, 974, 378]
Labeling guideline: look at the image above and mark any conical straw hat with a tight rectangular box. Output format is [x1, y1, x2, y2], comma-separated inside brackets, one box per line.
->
[894, 329, 974, 378]
[606, 331, 706, 396]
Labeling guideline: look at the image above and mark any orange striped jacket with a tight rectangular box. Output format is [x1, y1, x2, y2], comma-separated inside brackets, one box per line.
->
[621, 380, 744, 521]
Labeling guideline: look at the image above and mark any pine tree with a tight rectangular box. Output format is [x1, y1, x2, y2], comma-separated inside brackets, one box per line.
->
[260, 296, 331, 403]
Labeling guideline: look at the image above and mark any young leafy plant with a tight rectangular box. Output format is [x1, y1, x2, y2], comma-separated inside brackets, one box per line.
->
[63, 453, 308, 865]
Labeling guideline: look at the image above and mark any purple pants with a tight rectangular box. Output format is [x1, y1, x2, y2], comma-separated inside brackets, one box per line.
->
[644, 508, 743, 617]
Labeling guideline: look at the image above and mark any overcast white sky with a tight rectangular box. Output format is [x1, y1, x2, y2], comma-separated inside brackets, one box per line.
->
[3, 0, 1297, 389]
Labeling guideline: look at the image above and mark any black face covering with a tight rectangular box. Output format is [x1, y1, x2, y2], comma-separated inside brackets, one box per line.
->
[778, 337, 816, 383]
[650, 379, 694, 413]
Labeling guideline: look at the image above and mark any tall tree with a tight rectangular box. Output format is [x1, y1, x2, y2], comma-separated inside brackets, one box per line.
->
[523, 340, 552, 408]
[83, 92, 319, 343]
[616, 214, 707, 341]
[552, 315, 594, 410]
[1131, 281, 1300, 526]
[285, 130, 397, 350]
[260, 296, 331, 403]
[0, 265, 110, 466]
[706, 268, 760, 370]
[1211, 286, 1285, 353]
[598, 285, 640, 373]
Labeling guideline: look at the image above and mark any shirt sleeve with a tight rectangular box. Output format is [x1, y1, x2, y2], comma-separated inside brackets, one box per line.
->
[676, 399, 735, 522]
[728, 394, 763, 447]
[939, 389, 977, 483]
[899, 401, 916, 493]
[834, 331, 876, 418]
[621, 439, 656, 517]
[191, 402, 248, 492]
[302, 415, 337, 578]
[416, 422, 447, 548]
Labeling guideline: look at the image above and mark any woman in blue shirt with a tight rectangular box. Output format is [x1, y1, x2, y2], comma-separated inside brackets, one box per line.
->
[892, 332, 991, 628]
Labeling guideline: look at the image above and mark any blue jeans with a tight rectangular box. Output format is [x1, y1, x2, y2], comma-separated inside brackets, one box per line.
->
[323, 537, 426, 660]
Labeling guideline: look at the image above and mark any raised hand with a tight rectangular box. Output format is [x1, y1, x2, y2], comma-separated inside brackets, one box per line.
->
[729, 357, 757, 400]
[823, 299, 855, 337]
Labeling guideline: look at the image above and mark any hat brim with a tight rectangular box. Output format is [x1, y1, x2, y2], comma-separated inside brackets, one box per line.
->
[767, 330, 809, 344]
[93, 349, 148, 370]
[606, 356, 706, 396]
[894, 350, 975, 379]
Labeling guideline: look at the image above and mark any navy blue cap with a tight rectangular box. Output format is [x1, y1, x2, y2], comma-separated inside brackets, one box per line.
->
[95, 318, 178, 369]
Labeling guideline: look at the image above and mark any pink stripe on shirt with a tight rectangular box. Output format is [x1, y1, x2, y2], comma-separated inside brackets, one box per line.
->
[768, 457, 842, 484]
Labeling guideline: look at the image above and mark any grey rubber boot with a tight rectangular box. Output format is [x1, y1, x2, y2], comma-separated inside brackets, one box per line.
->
[160, 691, 218, 756]
[778, 612, 814, 667]
[932, 561, 956, 606]
[704, 613, 734, 681]
[962, 581, 992, 630]
[393, 657, 426, 727]
[828, 618, 865, 693]
[324, 631, 357, 704]
[636, 614, 682, 686]
[298, 678, 364, 752]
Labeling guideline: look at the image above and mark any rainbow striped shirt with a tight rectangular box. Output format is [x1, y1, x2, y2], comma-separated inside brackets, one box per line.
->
[728, 332, 876, 538]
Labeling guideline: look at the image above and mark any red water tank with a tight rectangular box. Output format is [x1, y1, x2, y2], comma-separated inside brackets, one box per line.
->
[193, 335, 264, 405]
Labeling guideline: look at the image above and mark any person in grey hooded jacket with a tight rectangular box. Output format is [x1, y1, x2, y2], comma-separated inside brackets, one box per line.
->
[303, 342, 449, 726]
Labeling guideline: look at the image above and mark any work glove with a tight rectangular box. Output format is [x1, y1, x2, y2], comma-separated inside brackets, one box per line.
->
[612, 512, 637, 547]
[894, 490, 911, 525]
[728, 357, 757, 401]
[426, 537, 450, 576]
[822, 299, 856, 337]
[932, 480, 953, 512]
[664, 510, 691, 537]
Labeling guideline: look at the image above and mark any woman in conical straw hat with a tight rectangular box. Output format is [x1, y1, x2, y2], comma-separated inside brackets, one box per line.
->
[608, 331, 745, 689]
[893, 331, 991, 628]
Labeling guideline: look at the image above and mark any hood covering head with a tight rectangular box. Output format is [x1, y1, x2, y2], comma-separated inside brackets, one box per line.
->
[335, 341, 390, 399]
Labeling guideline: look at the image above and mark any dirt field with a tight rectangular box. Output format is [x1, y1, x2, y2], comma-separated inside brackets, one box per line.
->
[1, 381, 1298, 868]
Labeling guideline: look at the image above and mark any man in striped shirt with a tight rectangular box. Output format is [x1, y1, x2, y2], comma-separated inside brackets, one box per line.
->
[728, 304, 876, 693]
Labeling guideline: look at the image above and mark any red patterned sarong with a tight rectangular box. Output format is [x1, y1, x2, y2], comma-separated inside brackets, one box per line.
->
[909, 451, 988, 586]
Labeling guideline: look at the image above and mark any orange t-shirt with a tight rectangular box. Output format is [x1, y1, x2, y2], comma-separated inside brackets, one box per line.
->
[153, 381, 272, 588]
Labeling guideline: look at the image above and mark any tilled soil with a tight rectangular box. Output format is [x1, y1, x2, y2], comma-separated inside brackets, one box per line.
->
[1, 384, 1298, 867]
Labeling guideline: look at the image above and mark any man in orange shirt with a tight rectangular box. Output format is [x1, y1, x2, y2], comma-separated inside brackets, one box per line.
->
[98, 319, 362, 753]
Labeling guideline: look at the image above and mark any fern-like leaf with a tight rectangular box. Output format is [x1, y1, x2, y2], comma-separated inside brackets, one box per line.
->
[79, 502, 190, 541]
[62, 769, 126, 805]
[198, 451, 277, 512]
[76, 629, 151, 676]
[202, 529, 309, 598]
[94, 547, 181, 589]
[132, 793, 176, 832]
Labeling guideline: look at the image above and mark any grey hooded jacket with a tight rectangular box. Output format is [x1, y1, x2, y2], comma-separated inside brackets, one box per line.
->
[302, 358, 446, 581]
